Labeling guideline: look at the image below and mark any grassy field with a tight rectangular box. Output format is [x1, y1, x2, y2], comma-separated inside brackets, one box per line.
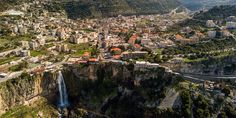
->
[67, 43, 94, 56]
[30, 50, 47, 57]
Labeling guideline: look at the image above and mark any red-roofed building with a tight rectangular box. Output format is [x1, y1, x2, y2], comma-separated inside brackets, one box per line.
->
[88, 58, 99, 64]
[175, 34, 184, 40]
[89, 58, 99, 62]
[113, 55, 121, 60]
[134, 44, 141, 50]
[128, 35, 138, 45]
[110, 47, 122, 55]
[110, 47, 121, 52]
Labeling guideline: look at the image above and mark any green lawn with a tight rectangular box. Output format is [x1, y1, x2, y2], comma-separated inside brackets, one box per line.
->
[0, 56, 20, 65]
[30, 50, 47, 57]
[67, 43, 94, 56]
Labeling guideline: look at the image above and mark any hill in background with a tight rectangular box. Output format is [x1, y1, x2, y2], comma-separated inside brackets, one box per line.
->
[0, 0, 180, 19]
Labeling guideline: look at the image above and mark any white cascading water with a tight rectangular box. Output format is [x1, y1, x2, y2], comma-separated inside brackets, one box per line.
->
[57, 71, 69, 108]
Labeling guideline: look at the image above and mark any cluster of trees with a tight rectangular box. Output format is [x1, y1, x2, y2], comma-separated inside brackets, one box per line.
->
[193, 95, 212, 118]
[218, 104, 236, 118]
[181, 91, 214, 118]
[181, 90, 192, 118]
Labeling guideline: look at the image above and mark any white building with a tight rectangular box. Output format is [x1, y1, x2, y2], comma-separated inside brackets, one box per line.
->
[226, 22, 236, 29]
[208, 31, 216, 38]
[135, 61, 159, 70]
[206, 20, 215, 27]
[69, 35, 89, 44]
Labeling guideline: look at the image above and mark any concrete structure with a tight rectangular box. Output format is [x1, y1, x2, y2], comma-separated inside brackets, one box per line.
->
[121, 51, 148, 60]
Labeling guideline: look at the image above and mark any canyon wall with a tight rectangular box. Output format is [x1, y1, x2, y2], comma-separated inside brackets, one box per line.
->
[0, 72, 58, 115]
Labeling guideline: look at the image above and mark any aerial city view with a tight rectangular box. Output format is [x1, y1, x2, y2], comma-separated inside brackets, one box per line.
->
[0, 0, 236, 118]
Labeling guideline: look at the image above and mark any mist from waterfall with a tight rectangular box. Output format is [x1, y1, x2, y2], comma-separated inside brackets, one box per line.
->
[57, 71, 69, 108]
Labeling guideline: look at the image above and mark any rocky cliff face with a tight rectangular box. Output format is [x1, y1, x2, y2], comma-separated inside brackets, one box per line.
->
[0, 72, 58, 115]
[179, 55, 236, 76]
[62, 62, 182, 117]
[0, 62, 183, 117]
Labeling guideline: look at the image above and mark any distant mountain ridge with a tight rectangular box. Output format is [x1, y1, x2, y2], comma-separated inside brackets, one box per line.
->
[0, 0, 180, 19]
[178, 0, 236, 10]
[48, 0, 180, 19]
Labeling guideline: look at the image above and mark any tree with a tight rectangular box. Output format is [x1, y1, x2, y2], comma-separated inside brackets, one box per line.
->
[222, 87, 231, 96]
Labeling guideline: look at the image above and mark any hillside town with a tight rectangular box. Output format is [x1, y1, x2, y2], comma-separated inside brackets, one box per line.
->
[0, 1, 236, 117]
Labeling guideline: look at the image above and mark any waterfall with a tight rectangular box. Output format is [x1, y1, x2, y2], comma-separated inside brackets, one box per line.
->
[57, 71, 69, 108]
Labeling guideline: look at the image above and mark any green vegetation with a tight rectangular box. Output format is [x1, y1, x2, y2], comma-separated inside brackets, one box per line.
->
[30, 50, 47, 57]
[80, 28, 96, 33]
[68, 43, 98, 57]
[9, 61, 28, 72]
[171, 5, 236, 31]
[193, 95, 211, 118]
[0, 99, 58, 118]
[0, 105, 38, 118]
[0, 56, 20, 65]
[180, 90, 192, 118]
[44, 0, 179, 19]
[0, 34, 35, 52]
[163, 37, 236, 55]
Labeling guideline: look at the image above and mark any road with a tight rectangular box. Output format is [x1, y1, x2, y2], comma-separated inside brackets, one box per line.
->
[0, 47, 22, 57]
